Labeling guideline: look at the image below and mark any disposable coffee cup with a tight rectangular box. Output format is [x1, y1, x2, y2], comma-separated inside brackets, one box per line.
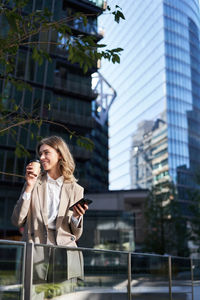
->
[29, 159, 41, 177]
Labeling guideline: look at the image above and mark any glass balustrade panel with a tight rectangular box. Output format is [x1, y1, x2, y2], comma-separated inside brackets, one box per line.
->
[131, 253, 169, 298]
[0, 241, 25, 300]
[192, 258, 200, 299]
[171, 257, 192, 299]
[32, 244, 128, 299]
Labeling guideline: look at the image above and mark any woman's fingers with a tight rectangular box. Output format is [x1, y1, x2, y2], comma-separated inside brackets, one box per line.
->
[25, 164, 38, 187]
[26, 164, 38, 178]
[74, 204, 85, 215]
[83, 204, 89, 211]
[73, 203, 88, 216]
[26, 164, 34, 173]
[26, 173, 36, 179]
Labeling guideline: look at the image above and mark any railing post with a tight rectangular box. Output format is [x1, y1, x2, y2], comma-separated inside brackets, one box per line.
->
[190, 258, 194, 300]
[21, 242, 26, 300]
[24, 242, 33, 300]
[127, 252, 132, 300]
[168, 256, 172, 300]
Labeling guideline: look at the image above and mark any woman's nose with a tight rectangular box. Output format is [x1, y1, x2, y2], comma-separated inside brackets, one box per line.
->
[40, 153, 45, 160]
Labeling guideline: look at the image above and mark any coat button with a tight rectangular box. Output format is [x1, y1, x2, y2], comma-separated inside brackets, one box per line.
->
[71, 236, 75, 241]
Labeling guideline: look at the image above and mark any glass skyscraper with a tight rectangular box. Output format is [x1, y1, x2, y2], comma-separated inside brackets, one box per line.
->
[100, 0, 200, 205]
[0, 0, 108, 239]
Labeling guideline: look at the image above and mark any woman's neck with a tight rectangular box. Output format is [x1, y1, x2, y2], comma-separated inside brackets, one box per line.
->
[47, 169, 61, 180]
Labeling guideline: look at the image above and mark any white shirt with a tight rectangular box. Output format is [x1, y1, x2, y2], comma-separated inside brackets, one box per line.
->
[23, 174, 81, 229]
[47, 173, 63, 228]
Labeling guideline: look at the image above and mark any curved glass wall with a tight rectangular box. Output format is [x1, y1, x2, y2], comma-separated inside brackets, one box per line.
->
[164, 1, 200, 209]
[100, 0, 200, 206]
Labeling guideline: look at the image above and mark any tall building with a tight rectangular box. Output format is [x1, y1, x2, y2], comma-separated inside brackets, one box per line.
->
[130, 117, 168, 190]
[100, 0, 200, 206]
[0, 0, 108, 239]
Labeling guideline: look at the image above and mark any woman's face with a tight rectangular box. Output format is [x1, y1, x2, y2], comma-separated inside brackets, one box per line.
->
[39, 144, 61, 173]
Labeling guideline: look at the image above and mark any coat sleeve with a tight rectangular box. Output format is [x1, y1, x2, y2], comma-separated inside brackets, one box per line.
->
[69, 184, 84, 240]
[11, 183, 32, 228]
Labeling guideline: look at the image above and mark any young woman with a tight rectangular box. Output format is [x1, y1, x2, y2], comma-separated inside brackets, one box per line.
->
[11, 136, 88, 284]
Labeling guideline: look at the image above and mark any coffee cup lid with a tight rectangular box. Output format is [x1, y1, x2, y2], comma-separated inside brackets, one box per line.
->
[29, 159, 40, 163]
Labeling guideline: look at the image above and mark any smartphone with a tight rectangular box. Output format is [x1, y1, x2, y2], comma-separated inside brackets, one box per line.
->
[69, 198, 93, 211]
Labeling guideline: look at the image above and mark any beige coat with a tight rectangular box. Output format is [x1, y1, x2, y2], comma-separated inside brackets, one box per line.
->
[11, 174, 84, 280]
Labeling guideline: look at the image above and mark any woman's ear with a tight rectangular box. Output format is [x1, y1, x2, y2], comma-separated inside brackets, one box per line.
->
[57, 150, 62, 160]
[58, 153, 63, 162]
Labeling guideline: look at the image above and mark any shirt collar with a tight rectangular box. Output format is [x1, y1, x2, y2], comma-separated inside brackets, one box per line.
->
[47, 173, 64, 187]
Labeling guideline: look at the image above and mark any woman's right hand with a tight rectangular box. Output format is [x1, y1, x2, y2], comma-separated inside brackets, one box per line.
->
[25, 164, 38, 193]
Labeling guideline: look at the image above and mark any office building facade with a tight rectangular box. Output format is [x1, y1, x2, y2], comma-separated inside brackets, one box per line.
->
[0, 0, 108, 238]
[100, 0, 200, 204]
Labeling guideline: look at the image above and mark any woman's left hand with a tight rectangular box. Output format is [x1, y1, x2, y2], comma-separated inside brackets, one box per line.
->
[73, 203, 88, 219]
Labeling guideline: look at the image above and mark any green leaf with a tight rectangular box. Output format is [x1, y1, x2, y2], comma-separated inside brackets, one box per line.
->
[43, 7, 52, 17]
[5, 14, 18, 31]
[83, 64, 88, 74]
[10, 78, 32, 92]
[96, 43, 107, 48]
[112, 47, 123, 53]
[36, 135, 43, 141]
[32, 47, 38, 60]
[118, 11, 125, 20]
[5, 63, 14, 74]
[15, 143, 30, 158]
[14, 104, 19, 111]
[112, 54, 120, 64]
[38, 119, 43, 128]
[82, 15, 88, 27]
[112, 10, 125, 23]
[115, 5, 122, 10]
[38, 55, 43, 66]
[76, 138, 81, 147]
[15, 145, 22, 158]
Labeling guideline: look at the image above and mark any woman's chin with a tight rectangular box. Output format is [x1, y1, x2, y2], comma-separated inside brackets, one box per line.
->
[42, 163, 49, 169]
[43, 166, 50, 171]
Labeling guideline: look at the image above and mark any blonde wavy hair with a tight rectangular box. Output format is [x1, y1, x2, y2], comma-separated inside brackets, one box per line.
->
[36, 136, 77, 182]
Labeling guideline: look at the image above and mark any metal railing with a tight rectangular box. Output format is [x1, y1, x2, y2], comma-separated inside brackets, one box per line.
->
[0, 239, 200, 300]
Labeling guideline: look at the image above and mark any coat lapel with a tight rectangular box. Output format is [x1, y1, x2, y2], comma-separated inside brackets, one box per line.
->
[37, 175, 48, 227]
[56, 182, 73, 229]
